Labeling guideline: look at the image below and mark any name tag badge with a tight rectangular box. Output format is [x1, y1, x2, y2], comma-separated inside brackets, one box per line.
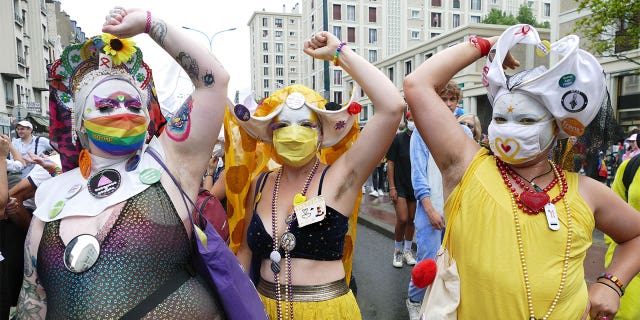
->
[294, 196, 327, 228]
[544, 203, 560, 231]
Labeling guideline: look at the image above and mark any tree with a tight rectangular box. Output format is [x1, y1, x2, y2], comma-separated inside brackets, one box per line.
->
[481, 5, 549, 28]
[575, 0, 640, 64]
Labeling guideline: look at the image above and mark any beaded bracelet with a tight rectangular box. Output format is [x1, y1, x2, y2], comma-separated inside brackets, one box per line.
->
[144, 11, 152, 34]
[596, 280, 622, 297]
[48, 166, 62, 177]
[333, 42, 347, 66]
[598, 273, 626, 296]
[469, 35, 491, 57]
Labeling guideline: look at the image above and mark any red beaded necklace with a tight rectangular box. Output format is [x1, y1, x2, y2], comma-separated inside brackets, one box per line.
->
[495, 157, 568, 214]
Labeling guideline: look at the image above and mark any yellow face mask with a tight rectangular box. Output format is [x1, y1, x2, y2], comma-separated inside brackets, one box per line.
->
[273, 125, 318, 167]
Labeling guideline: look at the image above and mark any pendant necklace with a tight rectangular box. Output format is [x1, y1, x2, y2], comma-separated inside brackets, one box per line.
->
[270, 158, 320, 320]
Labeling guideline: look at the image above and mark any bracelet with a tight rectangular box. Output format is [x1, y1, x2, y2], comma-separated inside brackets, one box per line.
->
[596, 280, 622, 297]
[204, 173, 214, 177]
[333, 42, 347, 66]
[389, 187, 396, 190]
[469, 35, 491, 57]
[144, 11, 152, 34]
[48, 166, 62, 177]
[598, 273, 626, 295]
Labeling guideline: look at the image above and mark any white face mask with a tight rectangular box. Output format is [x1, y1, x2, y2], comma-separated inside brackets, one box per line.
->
[406, 120, 416, 132]
[488, 93, 556, 164]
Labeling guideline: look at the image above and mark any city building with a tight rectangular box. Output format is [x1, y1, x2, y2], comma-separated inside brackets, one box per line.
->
[0, 0, 84, 135]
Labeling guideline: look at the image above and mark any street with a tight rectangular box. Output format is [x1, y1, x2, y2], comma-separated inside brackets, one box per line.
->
[354, 223, 412, 320]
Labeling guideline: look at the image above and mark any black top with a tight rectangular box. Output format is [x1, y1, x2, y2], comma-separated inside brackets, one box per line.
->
[386, 130, 414, 195]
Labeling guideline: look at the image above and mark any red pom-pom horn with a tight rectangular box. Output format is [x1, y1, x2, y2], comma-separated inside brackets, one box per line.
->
[411, 259, 437, 288]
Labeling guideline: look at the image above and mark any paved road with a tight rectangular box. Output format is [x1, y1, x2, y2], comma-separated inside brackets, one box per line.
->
[354, 223, 413, 320]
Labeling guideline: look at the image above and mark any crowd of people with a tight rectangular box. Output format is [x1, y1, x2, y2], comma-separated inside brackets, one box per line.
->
[0, 6, 638, 320]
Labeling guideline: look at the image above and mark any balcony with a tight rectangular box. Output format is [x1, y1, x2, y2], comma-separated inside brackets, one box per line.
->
[14, 13, 24, 25]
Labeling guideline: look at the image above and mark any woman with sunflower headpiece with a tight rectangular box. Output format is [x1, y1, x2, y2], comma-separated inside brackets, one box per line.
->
[16, 7, 233, 319]
[228, 31, 405, 319]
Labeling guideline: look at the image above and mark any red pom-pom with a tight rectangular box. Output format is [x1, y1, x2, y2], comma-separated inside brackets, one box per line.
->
[347, 102, 362, 115]
[411, 259, 437, 288]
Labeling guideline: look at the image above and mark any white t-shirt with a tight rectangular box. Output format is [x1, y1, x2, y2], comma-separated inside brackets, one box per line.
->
[23, 154, 61, 210]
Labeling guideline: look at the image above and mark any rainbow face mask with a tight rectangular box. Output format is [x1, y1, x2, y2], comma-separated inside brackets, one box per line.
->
[84, 114, 147, 156]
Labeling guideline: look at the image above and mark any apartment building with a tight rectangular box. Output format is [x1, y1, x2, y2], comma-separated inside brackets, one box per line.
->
[248, 4, 304, 101]
[0, 0, 84, 135]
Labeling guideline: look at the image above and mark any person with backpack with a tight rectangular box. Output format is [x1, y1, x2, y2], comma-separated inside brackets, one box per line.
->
[11, 120, 53, 179]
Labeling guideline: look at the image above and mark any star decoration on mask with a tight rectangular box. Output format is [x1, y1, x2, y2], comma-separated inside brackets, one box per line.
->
[334, 120, 346, 130]
[507, 105, 514, 112]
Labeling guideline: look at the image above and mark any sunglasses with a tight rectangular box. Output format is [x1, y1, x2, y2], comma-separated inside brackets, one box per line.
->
[459, 121, 474, 129]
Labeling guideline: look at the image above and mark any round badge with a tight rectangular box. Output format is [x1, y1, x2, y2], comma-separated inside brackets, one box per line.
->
[561, 90, 588, 113]
[285, 92, 306, 110]
[66, 184, 83, 199]
[139, 168, 162, 185]
[558, 74, 576, 88]
[49, 200, 65, 219]
[535, 40, 551, 57]
[125, 155, 141, 172]
[280, 232, 296, 252]
[233, 104, 251, 121]
[87, 169, 121, 198]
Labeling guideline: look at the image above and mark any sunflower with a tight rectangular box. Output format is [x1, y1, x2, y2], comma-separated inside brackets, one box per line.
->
[101, 34, 136, 65]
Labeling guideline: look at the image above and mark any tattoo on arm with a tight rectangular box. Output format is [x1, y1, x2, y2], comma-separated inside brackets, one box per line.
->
[203, 70, 215, 87]
[17, 230, 46, 320]
[149, 19, 168, 46]
[166, 96, 193, 142]
[176, 52, 200, 83]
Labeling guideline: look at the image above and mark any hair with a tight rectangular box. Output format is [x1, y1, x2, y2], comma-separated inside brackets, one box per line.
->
[439, 80, 461, 101]
[458, 114, 482, 142]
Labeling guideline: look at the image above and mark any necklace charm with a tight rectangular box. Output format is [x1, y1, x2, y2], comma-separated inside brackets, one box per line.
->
[280, 232, 296, 252]
[519, 190, 550, 212]
[270, 260, 281, 274]
[544, 203, 560, 231]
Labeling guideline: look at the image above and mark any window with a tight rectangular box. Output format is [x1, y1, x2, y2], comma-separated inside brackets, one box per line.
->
[405, 60, 412, 76]
[368, 49, 377, 62]
[368, 28, 377, 44]
[290, 67, 296, 72]
[262, 17, 268, 27]
[276, 79, 284, 87]
[425, 52, 433, 60]
[264, 79, 269, 88]
[544, 3, 550, 16]
[262, 30, 268, 38]
[290, 19, 295, 24]
[289, 55, 295, 61]
[432, 0, 441, 6]
[431, 32, 440, 38]
[347, 27, 355, 42]
[290, 79, 296, 84]
[388, 67, 394, 82]
[527, 1, 533, 7]
[411, 9, 420, 19]
[264, 91, 269, 98]
[263, 55, 269, 63]
[334, 70, 343, 85]
[275, 18, 283, 28]
[263, 67, 269, 76]
[333, 4, 342, 20]
[470, 0, 481, 10]
[263, 42, 268, 52]
[360, 105, 368, 121]
[289, 43, 295, 49]
[470, 15, 481, 23]
[431, 12, 441, 27]
[3, 79, 13, 105]
[333, 26, 342, 39]
[276, 55, 284, 64]
[276, 67, 284, 77]
[453, 0, 460, 8]
[369, 7, 377, 22]
[276, 43, 283, 52]
[275, 31, 283, 38]
[347, 5, 355, 21]
[334, 91, 343, 105]
[289, 31, 295, 36]
[411, 30, 420, 39]
[453, 14, 460, 28]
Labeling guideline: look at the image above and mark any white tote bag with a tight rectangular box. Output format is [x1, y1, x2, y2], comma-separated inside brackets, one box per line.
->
[418, 245, 460, 320]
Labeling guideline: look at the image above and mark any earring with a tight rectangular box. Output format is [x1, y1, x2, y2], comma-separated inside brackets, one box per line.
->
[78, 149, 91, 179]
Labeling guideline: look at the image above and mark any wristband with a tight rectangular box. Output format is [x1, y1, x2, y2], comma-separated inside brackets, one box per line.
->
[144, 11, 152, 34]
[598, 273, 626, 296]
[48, 166, 62, 177]
[469, 35, 491, 57]
[333, 42, 347, 66]
[389, 187, 396, 190]
[596, 281, 622, 297]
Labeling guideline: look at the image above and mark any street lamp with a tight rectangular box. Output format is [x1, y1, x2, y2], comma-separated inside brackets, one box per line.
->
[181, 26, 237, 51]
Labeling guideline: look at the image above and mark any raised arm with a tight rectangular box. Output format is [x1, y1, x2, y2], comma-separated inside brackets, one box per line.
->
[303, 31, 405, 205]
[403, 36, 513, 192]
[0, 135, 9, 217]
[102, 8, 229, 189]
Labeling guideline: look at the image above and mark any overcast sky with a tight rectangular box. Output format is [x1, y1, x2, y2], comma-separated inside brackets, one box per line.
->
[59, 0, 300, 111]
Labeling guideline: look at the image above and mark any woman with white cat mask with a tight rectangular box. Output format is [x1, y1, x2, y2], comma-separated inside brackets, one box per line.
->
[404, 24, 640, 320]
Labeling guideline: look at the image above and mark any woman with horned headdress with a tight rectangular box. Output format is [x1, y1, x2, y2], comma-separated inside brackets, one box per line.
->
[16, 7, 231, 319]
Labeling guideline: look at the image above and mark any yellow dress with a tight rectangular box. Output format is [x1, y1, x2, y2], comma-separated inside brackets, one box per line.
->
[444, 149, 593, 319]
[604, 158, 640, 320]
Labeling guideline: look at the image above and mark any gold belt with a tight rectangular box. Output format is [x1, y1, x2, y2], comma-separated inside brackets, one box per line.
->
[257, 277, 350, 302]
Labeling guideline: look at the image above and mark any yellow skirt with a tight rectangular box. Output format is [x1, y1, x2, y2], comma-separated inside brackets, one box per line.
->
[257, 278, 362, 319]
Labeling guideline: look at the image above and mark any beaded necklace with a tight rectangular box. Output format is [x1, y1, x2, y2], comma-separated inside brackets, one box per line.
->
[270, 158, 320, 320]
[496, 158, 567, 214]
[499, 157, 572, 320]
